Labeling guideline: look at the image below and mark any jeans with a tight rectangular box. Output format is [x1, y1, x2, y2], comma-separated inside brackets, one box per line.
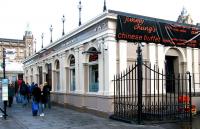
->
[45, 95, 51, 109]
[39, 103, 44, 114]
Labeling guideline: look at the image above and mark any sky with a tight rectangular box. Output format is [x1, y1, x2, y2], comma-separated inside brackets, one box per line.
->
[0, 0, 200, 51]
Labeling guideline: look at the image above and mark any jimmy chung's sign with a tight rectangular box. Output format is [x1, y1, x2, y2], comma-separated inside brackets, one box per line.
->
[116, 15, 200, 48]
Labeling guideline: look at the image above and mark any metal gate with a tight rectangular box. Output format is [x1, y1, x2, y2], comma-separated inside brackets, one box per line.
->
[111, 61, 192, 124]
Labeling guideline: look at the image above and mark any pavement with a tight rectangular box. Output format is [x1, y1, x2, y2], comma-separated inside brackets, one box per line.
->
[0, 100, 197, 129]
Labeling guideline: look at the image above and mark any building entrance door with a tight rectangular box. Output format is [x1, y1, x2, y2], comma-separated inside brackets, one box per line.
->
[165, 56, 177, 93]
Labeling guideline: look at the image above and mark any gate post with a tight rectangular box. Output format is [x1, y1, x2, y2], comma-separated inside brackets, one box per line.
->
[137, 43, 143, 124]
[187, 72, 192, 123]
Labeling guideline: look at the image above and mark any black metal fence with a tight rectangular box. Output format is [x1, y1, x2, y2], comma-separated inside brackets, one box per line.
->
[192, 73, 200, 96]
[111, 62, 192, 124]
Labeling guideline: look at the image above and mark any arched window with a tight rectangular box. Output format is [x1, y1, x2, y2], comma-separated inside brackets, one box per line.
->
[45, 63, 52, 90]
[69, 55, 75, 91]
[88, 47, 99, 92]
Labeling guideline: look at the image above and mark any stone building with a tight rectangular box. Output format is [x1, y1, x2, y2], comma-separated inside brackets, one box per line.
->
[23, 10, 200, 115]
[0, 28, 34, 83]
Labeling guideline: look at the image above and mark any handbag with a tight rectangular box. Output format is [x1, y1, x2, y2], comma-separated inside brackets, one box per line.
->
[16, 93, 22, 103]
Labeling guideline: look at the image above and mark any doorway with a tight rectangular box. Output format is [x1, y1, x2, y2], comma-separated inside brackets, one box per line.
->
[165, 56, 178, 93]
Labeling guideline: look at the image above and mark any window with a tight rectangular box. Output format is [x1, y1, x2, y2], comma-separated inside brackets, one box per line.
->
[89, 64, 99, 92]
[55, 60, 60, 91]
[88, 47, 99, 92]
[69, 55, 75, 91]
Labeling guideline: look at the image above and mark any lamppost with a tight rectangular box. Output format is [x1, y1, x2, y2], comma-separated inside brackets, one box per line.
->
[77, 0, 82, 26]
[50, 25, 53, 43]
[41, 33, 44, 49]
[103, 0, 107, 12]
[61, 15, 65, 36]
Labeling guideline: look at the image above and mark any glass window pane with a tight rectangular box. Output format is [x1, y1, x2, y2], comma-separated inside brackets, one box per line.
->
[89, 64, 99, 92]
[70, 69, 75, 91]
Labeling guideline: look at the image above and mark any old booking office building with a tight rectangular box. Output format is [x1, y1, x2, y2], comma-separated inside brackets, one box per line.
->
[23, 10, 200, 114]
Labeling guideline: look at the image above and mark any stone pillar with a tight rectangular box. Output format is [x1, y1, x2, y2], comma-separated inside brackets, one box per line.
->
[186, 47, 192, 73]
[74, 48, 79, 93]
[97, 39, 104, 95]
[59, 55, 65, 92]
[104, 37, 116, 95]
[157, 44, 165, 93]
[193, 48, 199, 92]
[52, 70, 56, 92]
[148, 43, 157, 94]
[119, 40, 127, 72]
[78, 45, 85, 94]
[157, 44, 165, 70]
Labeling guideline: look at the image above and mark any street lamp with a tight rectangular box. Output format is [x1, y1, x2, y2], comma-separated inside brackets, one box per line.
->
[77, 0, 82, 26]
[61, 15, 65, 36]
[103, 0, 107, 12]
[49, 25, 53, 43]
[41, 33, 44, 49]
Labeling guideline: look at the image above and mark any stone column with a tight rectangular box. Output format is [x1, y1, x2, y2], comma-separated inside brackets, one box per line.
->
[119, 40, 127, 72]
[52, 70, 56, 92]
[104, 37, 116, 95]
[59, 55, 65, 92]
[193, 48, 199, 92]
[186, 47, 192, 73]
[74, 48, 79, 93]
[157, 44, 165, 70]
[97, 39, 104, 95]
[148, 43, 157, 94]
[78, 45, 85, 94]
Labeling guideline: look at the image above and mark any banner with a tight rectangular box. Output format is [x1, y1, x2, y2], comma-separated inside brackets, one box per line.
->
[2, 79, 8, 101]
[116, 15, 200, 48]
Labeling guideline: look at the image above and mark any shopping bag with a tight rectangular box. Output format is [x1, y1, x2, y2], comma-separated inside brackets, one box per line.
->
[32, 101, 39, 111]
[32, 101, 39, 116]
[16, 94, 22, 103]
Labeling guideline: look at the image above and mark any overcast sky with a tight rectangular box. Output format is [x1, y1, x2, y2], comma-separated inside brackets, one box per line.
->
[0, 0, 199, 51]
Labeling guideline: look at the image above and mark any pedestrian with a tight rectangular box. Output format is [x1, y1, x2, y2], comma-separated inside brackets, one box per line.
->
[31, 83, 40, 116]
[39, 84, 45, 116]
[43, 82, 51, 109]
[15, 79, 22, 103]
[20, 81, 28, 107]
[8, 83, 15, 107]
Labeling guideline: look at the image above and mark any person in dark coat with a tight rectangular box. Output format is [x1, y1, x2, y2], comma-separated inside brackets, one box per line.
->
[32, 84, 41, 103]
[8, 83, 15, 107]
[20, 81, 28, 107]
[43, 82, 51, 109]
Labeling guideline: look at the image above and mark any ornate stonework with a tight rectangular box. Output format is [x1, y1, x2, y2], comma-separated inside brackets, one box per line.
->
[177, 7, 193, 24]
[0, 28, 34, 81]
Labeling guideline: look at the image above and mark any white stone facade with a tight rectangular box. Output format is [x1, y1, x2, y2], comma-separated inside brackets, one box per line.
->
[23, 11, 200, 114]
